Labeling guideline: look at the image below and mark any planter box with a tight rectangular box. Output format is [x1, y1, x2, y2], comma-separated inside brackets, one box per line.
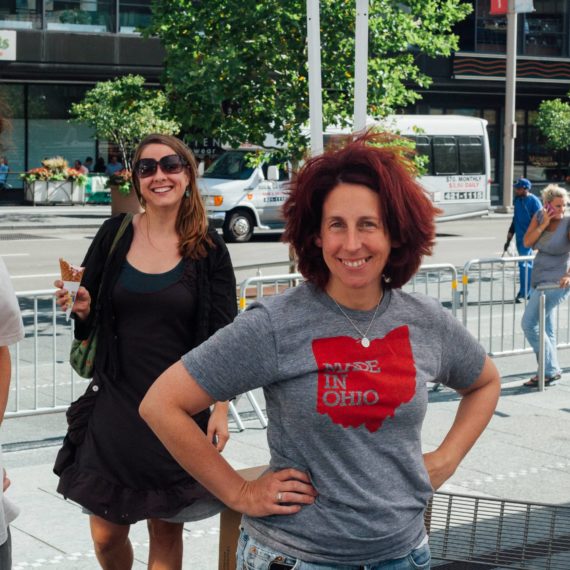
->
[25, 181, 85, 205]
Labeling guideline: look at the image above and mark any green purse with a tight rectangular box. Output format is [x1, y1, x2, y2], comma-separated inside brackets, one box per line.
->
[69, 213, 133, 378]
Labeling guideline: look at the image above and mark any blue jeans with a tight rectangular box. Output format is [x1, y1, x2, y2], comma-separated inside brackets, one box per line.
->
[236, 528, 431, 570]
[521, 286, 570, 377]
[516, 242, 533, 299]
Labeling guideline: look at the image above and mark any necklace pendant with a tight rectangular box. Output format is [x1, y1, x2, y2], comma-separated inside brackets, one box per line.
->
[361, 337, 370, 348]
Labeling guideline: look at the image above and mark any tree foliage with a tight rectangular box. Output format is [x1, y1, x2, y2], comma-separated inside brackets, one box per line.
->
[147, 0, 471, 160]
[536, 96, 570, 152]
[69, 75, 180, 169]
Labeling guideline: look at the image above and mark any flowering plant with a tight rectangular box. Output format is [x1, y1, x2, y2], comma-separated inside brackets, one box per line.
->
[21, 157, 88, 186]
[104, 169, 132, 196]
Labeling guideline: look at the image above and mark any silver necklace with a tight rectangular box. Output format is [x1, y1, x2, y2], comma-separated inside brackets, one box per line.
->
[331, 295, 382, 348]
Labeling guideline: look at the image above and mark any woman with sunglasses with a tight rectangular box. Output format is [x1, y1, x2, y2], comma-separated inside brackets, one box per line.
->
[141, 132, 500, 569]
[53, 134, 237, 569]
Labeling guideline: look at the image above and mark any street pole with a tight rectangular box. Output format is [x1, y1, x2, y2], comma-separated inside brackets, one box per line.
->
[498, 0, 517, 213]
[306, 0, 324, 157]
[353, 0, 369, 134]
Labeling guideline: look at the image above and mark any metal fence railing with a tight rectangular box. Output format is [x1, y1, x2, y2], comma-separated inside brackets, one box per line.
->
[461, 256, 570, 359]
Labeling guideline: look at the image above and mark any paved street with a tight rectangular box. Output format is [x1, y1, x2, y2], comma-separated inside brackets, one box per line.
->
[1, 205, 569, 569]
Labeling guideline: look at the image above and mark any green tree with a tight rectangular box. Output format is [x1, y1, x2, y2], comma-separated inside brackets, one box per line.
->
[536, 96, 570, 152]
[69, 75, 180, 169]
[147, 0, 471, 160]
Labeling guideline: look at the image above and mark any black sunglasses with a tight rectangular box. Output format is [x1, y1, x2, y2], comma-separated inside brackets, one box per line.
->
[134, 154, 188, 178]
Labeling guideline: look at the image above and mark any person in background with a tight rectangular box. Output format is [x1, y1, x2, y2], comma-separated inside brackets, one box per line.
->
[141, 132, 501, 570]
[505, 178, 542, 303]
[74, 160, 89, 175]
[93, 157, 106, 174]
[54, 134, 237, 570]
[522, 184, 570, 388]
[0, 258, 24, 569]
[0, 158, 9, 189]
[105, 154, 124, 176]
[84, 157, 94, 172]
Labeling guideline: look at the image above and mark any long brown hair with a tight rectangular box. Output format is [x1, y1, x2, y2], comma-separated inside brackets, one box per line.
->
[132, 133, 213, 259]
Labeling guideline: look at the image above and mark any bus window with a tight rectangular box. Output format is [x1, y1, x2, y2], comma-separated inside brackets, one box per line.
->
[433, 136, 458, 175]
[458, 136, 485, 175]
[413, 135, 433, 174]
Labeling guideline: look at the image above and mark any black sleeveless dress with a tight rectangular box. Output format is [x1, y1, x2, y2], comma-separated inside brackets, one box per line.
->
[58, 260, 220, 525]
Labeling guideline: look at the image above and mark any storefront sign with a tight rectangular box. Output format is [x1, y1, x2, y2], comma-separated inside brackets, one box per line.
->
[490, 0, 508, 14]
[514, 0, 534, 12]
[0, 30, 16, 61]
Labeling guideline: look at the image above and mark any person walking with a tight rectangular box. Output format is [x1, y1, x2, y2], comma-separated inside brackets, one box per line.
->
[53, 134, 237, 569]
[141, 132, 501, 570]
[505, 178, 542, 302]
[522, 184, 570, 388]
[0, 258, 24, 569]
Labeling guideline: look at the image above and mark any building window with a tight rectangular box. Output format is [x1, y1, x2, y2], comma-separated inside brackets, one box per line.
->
[523, 0, 568, 58]
[46, 0, 113, 33]
[475, 1, 507, 54]
[0, 84, 25, 184]
[0, 0, 41, 30]
[119, 0, 152, 34]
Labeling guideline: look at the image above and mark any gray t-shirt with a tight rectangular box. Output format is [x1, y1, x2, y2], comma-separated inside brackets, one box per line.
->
[182, 283, 486, 565]
[532, 214, 570, 287]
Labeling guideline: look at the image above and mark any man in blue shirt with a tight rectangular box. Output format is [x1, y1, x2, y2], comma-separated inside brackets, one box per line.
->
[505, 178, 542, 302]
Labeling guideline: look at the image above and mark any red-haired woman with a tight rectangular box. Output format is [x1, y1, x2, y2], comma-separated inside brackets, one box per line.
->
[141, 132, 500, 569]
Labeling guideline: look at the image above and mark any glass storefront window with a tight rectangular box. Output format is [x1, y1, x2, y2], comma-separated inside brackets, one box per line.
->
[0, 0, 41, 30]
[475, 1, 507, 54]
[119, 0, 152, 34]
[523, 0, 568, 58]
[0, 85, 25, 185]
[46, 0, 112, 32]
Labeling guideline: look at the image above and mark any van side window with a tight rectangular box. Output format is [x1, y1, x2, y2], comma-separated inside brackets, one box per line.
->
[412, 135, 433, 175]
[433, 136, 458, 175]
[458, 136, 484, 175]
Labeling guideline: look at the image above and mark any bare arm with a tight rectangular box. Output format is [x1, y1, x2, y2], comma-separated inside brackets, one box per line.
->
[140, 361, 317, 516]
[423, 355, 500, 490]
[523, 210, 550, 249]
[0, 346, 11, 425]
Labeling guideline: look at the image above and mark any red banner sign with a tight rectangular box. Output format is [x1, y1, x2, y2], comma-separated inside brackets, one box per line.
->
[490, 0, 508, 14]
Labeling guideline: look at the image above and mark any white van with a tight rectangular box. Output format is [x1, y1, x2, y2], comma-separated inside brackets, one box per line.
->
[199, 115, 491, 242]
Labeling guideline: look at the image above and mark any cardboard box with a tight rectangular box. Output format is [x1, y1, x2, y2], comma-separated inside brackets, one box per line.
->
[218, 465, 268, 570]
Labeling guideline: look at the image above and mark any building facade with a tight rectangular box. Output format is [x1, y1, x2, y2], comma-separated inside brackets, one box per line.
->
[0, 0, 161, 185]
[1, 0, 569, 204]
[415, 0, 570, 203]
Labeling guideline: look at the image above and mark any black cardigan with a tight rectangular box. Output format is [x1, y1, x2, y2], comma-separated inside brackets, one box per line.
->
[74, 214, 237, 382]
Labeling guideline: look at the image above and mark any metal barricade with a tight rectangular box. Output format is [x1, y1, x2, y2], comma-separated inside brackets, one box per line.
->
[427, 491, 570, 569]
[403, 263, 459, 317]
[461, 256, 570, 358]
[9, 289, 89, 418]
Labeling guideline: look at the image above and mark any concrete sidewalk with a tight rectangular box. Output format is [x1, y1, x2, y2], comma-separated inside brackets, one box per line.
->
[0, 205, 111, 231]
[3, 351, 570, 570]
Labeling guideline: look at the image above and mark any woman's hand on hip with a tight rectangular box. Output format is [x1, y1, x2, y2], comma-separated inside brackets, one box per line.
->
[207, 402, 230, 452]
[53, 279, 91, 320]
[560, 276, 570, 289]
[234, 468, 318, 517]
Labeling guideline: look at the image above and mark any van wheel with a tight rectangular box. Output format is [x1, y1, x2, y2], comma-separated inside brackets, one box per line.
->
[223, 211, 254, 243]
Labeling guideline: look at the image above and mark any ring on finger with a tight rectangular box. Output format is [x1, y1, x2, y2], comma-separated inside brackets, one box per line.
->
[276, 492, 283, 503]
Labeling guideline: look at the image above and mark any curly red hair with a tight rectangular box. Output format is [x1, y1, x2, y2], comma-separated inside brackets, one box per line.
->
[282, 131, 439, 290]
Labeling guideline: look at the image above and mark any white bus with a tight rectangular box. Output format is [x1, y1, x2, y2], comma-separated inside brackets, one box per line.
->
[200, 115, 491, 241]
[379, 115, 491, 221]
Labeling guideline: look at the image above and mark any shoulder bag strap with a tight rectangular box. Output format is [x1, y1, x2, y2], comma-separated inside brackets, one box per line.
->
[93, 213, 134, 314]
